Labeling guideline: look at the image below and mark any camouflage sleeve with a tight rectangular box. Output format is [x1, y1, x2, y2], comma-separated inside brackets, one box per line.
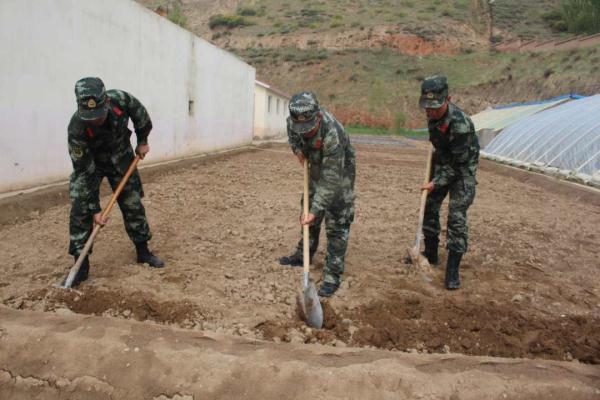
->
[432, 161, 455, 188]
[286, 117, 303, 154]
[115, 90, 153, 145]
[68, 117, 101, 214]
[432, 117, 474, 187]
[309, 128, 344, 216]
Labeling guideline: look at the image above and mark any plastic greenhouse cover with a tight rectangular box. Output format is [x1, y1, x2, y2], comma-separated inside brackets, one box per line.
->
[471, 97, 571, 133]
[482, 95, 600, 186]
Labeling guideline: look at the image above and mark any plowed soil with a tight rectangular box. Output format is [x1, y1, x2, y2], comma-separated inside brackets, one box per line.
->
[1, 140, 599, 372]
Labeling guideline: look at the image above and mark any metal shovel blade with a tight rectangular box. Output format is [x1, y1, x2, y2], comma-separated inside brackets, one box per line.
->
[298, 281, 323, 329]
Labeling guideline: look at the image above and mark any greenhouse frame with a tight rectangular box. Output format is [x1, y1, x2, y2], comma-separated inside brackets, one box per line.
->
[481, 95, 600, 188]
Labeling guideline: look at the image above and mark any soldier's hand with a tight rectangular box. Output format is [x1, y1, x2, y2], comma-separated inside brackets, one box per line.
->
[300, 213, 316, 226]
[422, 181, 435, 193]
[136, 144, 150, 159]
[295, 151, 305, 165]
[93, 212, 109, 227]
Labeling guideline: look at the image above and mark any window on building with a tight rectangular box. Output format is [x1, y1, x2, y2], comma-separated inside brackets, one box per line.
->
[268, 95, 272, 113]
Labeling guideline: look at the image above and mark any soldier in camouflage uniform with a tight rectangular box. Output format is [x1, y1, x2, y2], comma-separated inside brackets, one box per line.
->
[66, 77, 164, 287]
[419, 75, 479, 290]
[279, 92, 356, 297]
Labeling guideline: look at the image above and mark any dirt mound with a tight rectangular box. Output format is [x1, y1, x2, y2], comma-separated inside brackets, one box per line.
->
[3, 305, 600, 400]
[256, 290, 600, 364]
[353, 293, 600, 364]
[256, 299, 347, 345]
[5, 287, 208, 326]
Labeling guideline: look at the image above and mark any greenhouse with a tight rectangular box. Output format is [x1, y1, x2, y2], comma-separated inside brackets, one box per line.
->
[481, 94, 600, 188]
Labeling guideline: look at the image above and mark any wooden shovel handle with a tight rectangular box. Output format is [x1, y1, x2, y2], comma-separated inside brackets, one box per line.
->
[100, 156, 141, 219]
[303, 159, 310, 283]
[418, 147, 433, 222]
[414, 146, 433, 252]
[62, 156, 141, 287]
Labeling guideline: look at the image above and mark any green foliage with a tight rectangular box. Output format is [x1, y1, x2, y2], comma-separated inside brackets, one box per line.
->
[236, 6, 258, 16]
[560, 0, 600, 34]
[347, 125, 427, 137]
[390, 112, 407, 134]
[209, 14, 252, 30]
[167, 5, 187, 28]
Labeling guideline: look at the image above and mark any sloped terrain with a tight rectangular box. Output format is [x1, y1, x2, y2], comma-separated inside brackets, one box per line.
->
[139, 0, 598, 128]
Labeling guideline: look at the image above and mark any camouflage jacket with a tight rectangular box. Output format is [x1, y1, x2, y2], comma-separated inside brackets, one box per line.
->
[287, 109, 356, 216]
[428, 103, 479, 187]
[67, 89, 153, 212]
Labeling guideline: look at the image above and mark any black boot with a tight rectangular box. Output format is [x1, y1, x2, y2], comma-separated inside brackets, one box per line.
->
[318, 282, 339, 297]
[279, 249, 313, 267]
[423, 237, 439, 266]
[135, 242, 165, 268]
[62, 255, 90, 288]
[445, 250, 463, 290]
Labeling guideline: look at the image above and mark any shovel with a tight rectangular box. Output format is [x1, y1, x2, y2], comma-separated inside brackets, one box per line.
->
[296, 159, 323, 329]
[406, 146, 433, 275]
[58, 156, 141, 289]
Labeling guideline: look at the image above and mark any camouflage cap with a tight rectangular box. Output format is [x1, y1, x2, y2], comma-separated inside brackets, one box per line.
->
[288, 91, 320, 135]
[419, 75, 449, 109]
[75, 77, 109, 121]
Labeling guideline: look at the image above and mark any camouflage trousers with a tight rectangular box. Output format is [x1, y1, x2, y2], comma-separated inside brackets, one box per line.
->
[68, 163, 151, 256]
[423, 175, 476, 254]
[296, 194, 355, 286]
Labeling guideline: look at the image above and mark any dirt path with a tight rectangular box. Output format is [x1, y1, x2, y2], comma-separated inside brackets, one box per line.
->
[0, 142, 599, 398]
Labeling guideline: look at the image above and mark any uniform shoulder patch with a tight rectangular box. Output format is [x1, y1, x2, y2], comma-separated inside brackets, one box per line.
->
[71, 146, 83, 159]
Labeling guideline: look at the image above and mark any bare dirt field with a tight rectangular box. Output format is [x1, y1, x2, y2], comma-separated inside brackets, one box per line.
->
[1, 140, 599, 399]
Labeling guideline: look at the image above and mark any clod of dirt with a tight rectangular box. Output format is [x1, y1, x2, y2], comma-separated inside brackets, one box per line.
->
[352, 294, 600, 364]
[12, 287, 209, 325]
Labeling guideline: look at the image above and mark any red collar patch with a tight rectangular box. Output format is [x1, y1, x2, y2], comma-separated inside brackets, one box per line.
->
[86, 127, 94, 138]
[438, 123, 449, 133]
[314, 139, 322, 149]
[112, 106, 123, 117]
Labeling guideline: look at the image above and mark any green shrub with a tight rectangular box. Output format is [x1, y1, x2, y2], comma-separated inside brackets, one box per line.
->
[236, 6, 257, 16]
[542, 9, 563, 22]
[208, 14, 251, 30]
[168, 5, 187, 28]
[560, 0, 600, 34]
[390, 112, 407, 134]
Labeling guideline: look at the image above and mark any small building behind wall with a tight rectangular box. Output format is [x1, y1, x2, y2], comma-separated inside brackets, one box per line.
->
[254, 80, 290, 139]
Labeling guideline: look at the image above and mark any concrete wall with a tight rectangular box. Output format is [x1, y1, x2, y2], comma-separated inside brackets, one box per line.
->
[254, 82, 289, 139]
[0, 0, 255, 194]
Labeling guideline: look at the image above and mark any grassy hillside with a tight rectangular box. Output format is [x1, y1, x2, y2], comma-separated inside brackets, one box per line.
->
[139, 0, 599, 129]
[234, 43, 600, 128]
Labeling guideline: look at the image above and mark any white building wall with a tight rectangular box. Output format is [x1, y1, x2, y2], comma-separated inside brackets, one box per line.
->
[0, 0, 255, 194]
[253, 82, 289, 139]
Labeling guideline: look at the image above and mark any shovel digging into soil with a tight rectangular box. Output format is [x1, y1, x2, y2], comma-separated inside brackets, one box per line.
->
[405, 147, 433, 281]
[58, 156, 141, 289]
[296, 159, 323, 329]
